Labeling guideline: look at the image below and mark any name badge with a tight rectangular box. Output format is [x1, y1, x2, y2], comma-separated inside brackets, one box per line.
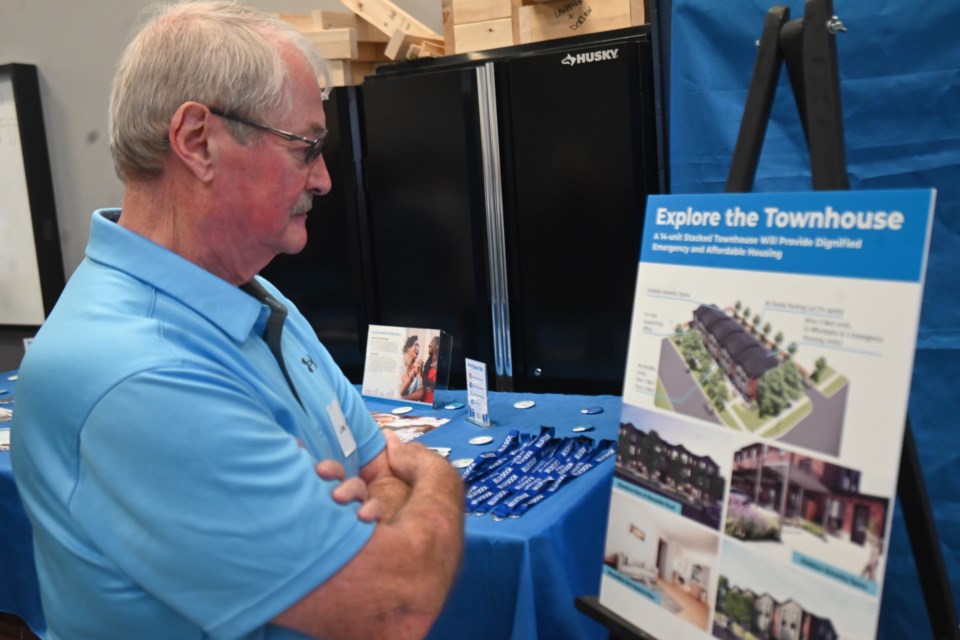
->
[326, 399, 357, 458]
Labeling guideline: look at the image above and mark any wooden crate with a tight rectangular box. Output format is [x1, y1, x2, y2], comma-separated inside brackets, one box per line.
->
[445, 0, 646, 56]
[385, 30, 445, 61]
[441, 0, 456, 55]
[514, 0, 645, 45]
[301, 28, 358, 60]
[276, 12, 315, 30]
[453, 18, 514, 54]
[356, 41, 391, 62]
[278, 11, 393, 87]
[311, 10, 389, 43]
[451, 0, 513, 23]
[337, 0, 445, 61]
[326, 59, 383, 86]
[339, 0, 442, 40]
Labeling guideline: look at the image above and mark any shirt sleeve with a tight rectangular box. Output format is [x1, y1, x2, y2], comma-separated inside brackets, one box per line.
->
[70, 366, 375, 639]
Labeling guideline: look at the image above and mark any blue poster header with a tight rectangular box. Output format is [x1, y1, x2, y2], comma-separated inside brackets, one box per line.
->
[641, 189, 936, 282]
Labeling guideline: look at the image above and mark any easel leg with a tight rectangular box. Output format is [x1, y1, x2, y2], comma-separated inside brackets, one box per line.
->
[898, 419, 959, 640]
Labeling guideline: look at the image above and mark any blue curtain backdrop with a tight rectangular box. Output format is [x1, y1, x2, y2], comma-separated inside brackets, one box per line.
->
[661, 1, 960, 637]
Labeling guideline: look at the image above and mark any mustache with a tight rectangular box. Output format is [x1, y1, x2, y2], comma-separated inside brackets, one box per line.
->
[291, 193, 314, 215]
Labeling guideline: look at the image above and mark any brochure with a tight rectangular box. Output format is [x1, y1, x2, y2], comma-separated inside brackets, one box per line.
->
[361, 324, 450, 407]
[370, 410, 450, 443]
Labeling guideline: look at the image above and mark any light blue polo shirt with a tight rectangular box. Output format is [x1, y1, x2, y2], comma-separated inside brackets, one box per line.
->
[11, 209, 385, 640]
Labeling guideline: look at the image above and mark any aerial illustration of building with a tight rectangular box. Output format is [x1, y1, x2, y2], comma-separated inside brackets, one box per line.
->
[691, 304, 779, 401]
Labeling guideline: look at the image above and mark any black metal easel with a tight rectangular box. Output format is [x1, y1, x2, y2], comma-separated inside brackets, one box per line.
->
[724, 0, 849, 191]
[576, 1, 958, 637]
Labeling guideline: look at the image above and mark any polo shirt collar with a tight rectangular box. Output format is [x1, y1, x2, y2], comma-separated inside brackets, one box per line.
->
[85, 209, 262, 343]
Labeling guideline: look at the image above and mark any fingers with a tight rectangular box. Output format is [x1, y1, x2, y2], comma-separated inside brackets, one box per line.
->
[330, 476, 368, 506]
[382, 429, 402, 450]
[315, 459, 346, 482]
[382, 430, 436, 486]
[314, 434, 425, 523]
[320, 464, 385, 522]
[356, 497, 385, 522]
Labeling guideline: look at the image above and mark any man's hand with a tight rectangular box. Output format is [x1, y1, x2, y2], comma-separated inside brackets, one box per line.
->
[381, 428, 451, 486]
[314, 431, 460, 526]
[315, 459, 384, 522]
[277, 429, 464, 639]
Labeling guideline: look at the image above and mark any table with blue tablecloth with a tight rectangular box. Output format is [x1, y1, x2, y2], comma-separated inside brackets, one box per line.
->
[0, 370, 44, 637]
[0, 369, 619, 639]
[366, 390, 620, 640]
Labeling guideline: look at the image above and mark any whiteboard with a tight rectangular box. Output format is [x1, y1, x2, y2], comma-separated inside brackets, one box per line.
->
[0, 72, 45, 325]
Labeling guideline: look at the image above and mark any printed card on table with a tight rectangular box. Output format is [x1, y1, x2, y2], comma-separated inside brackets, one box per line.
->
[361, 324, 445, 406]
[465, 358, 490, 427]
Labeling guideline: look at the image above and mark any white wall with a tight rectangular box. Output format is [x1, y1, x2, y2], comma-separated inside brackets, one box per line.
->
[0, 0, 441, 277]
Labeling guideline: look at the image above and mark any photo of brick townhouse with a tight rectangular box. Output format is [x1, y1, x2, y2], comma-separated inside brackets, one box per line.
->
[725, 442, 888, 583]
[713, 576, 839, 640]
[616, 421, 727, 530]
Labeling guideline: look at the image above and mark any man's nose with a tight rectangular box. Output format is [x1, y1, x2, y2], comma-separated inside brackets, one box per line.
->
[307, 154, 332, 196]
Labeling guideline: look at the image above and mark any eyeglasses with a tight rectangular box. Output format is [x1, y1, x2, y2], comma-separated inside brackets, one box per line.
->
[208, 107, 325, 165]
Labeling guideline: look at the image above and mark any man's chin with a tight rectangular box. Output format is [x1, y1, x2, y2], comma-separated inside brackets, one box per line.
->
[282, 224, 309, 254]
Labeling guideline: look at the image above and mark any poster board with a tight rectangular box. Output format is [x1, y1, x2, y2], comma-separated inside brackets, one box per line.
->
[361, 324, 452, 407]
[0, 64, 64, 327]
[598, 189, 935, 639]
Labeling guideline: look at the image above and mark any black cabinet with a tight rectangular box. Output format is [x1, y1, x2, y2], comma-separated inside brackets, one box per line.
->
[360, 27, 661, 394]
[496, 34, 659, 394]
[360, 68, 492, 391]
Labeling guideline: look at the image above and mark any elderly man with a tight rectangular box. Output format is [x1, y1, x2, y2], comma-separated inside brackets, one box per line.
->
[11, 2, 464, 639]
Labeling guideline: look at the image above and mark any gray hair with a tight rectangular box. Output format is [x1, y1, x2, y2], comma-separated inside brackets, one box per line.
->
[109, 1, 330, 181]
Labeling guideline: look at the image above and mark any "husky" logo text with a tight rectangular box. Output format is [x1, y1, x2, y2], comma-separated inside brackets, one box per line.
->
[561, 48, 620, 66]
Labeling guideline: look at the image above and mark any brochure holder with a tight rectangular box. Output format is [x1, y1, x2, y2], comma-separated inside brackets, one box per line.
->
[360, 325, 453, 408]
[577, 2, 958, 638]
[434, 331, 454, 404]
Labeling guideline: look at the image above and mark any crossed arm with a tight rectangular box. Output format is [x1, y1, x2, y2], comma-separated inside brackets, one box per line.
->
[272, 431, 465, 639]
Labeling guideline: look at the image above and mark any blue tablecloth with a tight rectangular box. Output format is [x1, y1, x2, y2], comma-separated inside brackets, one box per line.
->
[366, 390, 621, 640]
[0, 373, 619, 640]
[0, 370, 44, 637]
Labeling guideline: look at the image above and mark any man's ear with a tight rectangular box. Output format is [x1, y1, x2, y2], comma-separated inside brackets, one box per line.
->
[168, 102, 216, 182]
